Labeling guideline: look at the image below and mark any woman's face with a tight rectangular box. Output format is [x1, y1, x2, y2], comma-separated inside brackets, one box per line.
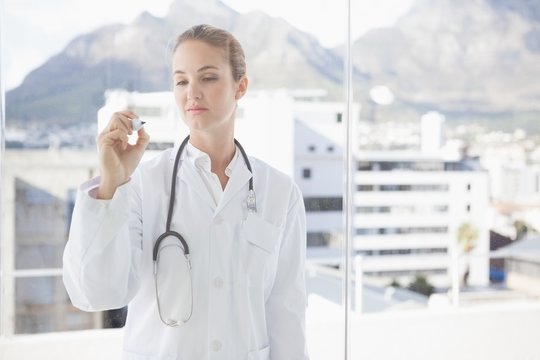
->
[172, 40, 247, 135]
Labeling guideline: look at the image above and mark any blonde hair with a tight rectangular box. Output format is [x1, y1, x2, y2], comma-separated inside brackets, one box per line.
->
[174, 24, 246, 82]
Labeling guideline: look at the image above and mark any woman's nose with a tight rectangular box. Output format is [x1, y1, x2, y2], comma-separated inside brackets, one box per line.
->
[187, 84, 202, 100]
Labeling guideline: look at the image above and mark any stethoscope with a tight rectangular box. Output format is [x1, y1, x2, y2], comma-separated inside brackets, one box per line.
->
[152, 135, 256, 327]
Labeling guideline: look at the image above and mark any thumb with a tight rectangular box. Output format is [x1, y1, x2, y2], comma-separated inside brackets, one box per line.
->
[134, 127, 150, 150]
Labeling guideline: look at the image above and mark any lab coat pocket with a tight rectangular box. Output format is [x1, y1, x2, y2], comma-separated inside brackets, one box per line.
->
[241, 213, 279, 253]
[247, 345, 270, 360]
[239, 213, 279, 285]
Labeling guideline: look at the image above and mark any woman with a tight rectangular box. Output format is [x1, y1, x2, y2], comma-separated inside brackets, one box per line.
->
[63, 24, 308, 360]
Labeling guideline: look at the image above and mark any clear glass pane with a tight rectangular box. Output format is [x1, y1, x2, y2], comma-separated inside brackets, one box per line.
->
[15, 276, 98, 334]
[2, 0, 347, 359]
[350, 1, 540, 359]
[13, 178, 80, 270]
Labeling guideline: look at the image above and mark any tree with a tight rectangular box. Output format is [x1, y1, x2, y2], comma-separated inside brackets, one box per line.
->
[457, 222, 479, 287]
[513, 219, 530, 241]
[407, 275, 435, 296]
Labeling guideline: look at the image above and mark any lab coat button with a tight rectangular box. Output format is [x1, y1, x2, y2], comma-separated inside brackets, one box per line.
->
[211, 340, 222, 352]
[214, 216, 223, 225]
[213, 277, 224, 288]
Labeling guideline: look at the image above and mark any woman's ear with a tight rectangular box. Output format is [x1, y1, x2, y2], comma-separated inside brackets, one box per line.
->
[235, 76, 248, 100]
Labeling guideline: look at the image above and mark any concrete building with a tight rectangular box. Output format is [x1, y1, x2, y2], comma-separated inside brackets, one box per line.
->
[1, 150, 100, 335]
[353, 151, 490, 287]
[294, 100, 357, 247]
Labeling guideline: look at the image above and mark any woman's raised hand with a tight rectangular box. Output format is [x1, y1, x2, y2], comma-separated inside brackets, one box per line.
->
[96, 110, 150, 199]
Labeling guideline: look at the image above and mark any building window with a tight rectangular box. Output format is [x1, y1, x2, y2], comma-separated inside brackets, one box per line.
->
[356, 205, 449, 214]
[302, 168, 312, 179]
[308, 145, 316, 152]
[467, 183, 472, 191]
[304, 197, 343, 212]
[357, 184, 448, 192]
[356, 226, 448, 236]
[336, 112, 342, 123]
[327, 145, 334, 153]
[376, 248, 447, 256]
[466, 204, 471, 212]
[357, 162, 372, 171]
[307, 232, 333, 247]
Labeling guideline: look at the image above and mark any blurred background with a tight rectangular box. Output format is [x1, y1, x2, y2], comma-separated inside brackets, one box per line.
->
[2, 0, 540, 359]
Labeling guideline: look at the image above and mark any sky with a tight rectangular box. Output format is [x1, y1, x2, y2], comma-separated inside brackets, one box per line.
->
[2, 0, 414, 90]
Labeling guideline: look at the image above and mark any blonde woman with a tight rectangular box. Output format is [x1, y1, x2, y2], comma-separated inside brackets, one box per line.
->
[63, 24, 308, 360]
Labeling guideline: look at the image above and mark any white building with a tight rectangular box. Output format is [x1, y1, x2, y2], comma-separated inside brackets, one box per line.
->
[353, 152, 490, 287]
[478, 143, 540, 205]
[294, 100, 359, 246]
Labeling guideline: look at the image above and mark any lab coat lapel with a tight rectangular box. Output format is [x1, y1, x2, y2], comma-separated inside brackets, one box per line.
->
[178, 159, 216, 211]
[215, 159, 252, 215]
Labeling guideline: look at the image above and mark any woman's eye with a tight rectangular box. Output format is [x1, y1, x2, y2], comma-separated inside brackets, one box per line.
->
[175, 80, 188, 86]
[202, 77, 217, 82]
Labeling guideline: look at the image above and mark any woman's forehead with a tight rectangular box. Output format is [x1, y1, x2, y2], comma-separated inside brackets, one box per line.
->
[172, 40, 229, 72]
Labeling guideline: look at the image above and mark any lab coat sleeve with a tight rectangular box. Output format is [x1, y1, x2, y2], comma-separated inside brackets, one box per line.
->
[62, 172, 143, 311]
[266, 185, 309, 360]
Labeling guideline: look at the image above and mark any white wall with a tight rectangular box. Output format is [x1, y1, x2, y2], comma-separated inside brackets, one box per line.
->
[308, 301, 540, 360]
[4, 303, 540, 360]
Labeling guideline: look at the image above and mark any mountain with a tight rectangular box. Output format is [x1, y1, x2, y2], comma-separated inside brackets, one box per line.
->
[6, 0, 540, 130]
[350, 0, 540, 118]
[6, 0, 347, 126]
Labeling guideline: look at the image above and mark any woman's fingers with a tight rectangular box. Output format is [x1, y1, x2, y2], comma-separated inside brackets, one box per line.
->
[108, 110, 139, 135]
[99, 128, 129, 150]
[134, 127, 150, 150]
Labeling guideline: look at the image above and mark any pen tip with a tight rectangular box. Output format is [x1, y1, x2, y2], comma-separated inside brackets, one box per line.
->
[141, 121, 146, 125]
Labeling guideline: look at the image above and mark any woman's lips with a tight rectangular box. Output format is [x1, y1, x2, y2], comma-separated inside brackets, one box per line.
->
[187, 107, 208, 115]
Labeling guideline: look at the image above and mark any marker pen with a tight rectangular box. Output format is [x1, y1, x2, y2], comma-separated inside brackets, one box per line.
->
[131, 118, 146, 131]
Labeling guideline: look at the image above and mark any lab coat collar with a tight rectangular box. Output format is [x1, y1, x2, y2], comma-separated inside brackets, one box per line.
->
[171, 142, 253, 215]
[185, 142, 239, 178]
[170, 143, 217, 212]
[215, 155, 253, 215]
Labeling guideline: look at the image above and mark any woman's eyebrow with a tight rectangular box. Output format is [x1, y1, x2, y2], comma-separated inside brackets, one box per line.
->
[174, 65, 220, 75]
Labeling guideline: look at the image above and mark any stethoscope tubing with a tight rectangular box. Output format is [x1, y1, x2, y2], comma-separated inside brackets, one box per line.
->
[152, 135, 255, 327]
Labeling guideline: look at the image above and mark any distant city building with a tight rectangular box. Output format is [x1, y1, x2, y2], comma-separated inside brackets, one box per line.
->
[479, 144, 540, 205]
[353, 151, 490, 287]
[496, 235, 540, 297]
[420, 111, 445, 153]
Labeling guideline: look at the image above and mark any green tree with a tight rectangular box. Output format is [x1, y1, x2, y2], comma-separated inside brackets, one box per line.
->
[457, 222, 479, 287]
[513, 219, 530, 241]
[407, 275, 435, 296]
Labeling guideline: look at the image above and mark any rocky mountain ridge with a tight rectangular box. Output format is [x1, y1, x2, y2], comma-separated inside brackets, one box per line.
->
[6, 0, 540, 131]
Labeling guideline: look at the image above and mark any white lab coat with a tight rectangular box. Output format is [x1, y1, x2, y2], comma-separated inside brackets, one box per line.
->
[62, 144, 309, 360]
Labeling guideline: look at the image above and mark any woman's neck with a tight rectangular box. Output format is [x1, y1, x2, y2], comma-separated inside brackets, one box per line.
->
[189, 130, 236, 175]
